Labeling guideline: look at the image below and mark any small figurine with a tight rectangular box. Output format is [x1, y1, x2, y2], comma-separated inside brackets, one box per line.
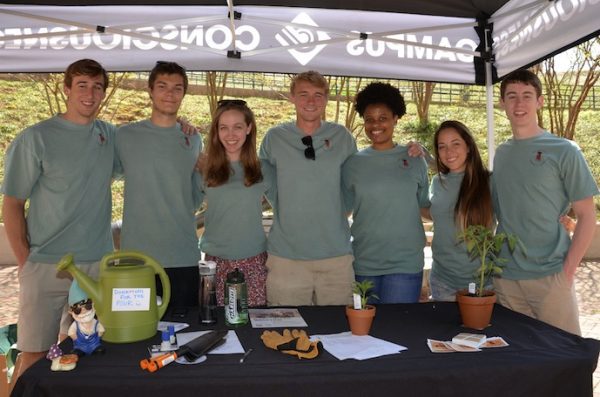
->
[46, 343, 78, 371]
[67, 280, 105, 356]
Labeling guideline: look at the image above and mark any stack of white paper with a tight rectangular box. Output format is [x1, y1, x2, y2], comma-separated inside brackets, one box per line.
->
[311, 331, 407, 360]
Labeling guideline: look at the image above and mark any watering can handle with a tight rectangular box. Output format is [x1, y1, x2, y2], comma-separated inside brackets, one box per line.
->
[100, 251, 171, 320]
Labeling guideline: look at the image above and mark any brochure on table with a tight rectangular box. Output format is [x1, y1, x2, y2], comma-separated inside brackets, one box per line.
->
[249, 308, 308, 328]
[427, 335, 509, 353]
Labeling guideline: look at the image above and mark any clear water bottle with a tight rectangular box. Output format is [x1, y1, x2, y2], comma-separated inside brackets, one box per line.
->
[198, 260, 217, 324]
[224, 268, 249, 327]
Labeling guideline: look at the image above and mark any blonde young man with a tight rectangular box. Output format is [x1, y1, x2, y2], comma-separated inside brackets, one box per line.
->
[259, 71, 357, 306]
[492, 69, 598, 335]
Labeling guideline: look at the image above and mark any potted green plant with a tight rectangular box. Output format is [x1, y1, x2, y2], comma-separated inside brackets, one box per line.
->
[345, 280, 378, 335]
[456, 225, 522, 330]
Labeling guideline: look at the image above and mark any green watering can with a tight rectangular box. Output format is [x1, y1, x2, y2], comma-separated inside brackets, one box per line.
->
[57, 251, 171, 343]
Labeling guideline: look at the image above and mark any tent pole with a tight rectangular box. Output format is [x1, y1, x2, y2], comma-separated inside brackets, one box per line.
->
[485, 60, 495, 170]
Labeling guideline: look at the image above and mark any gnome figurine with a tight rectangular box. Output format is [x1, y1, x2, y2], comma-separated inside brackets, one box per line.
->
[67, 280, 105, 357]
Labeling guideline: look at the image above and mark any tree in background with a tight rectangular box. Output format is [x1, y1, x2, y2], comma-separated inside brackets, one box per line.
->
[327, 76, 363, 138]
[27, 72, 129, 123]
[535, 37, 600, 140]
[411, 81, 436, 131]
[205, 71, 229, 116]
[28, 73, 63, 116]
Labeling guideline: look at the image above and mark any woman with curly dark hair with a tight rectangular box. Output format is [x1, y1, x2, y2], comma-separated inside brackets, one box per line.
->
[342, 82, 430, 303]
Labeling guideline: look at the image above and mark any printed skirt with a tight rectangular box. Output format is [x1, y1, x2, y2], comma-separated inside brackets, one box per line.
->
[205, 251, 268, 307]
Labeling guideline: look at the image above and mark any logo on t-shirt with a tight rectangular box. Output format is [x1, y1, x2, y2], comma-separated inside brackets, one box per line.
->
[97, 132, 106, 146]
[180, 135, 193, 150]
[399, 158, 412, 169]
[530, 150, 546, 166]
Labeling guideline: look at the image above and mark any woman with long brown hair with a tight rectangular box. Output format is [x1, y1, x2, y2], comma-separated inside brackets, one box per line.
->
[198, 99, 275, 307]
[426, 120, 494, 301]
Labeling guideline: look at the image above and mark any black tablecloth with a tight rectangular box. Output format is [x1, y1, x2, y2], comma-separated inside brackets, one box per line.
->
[12, 303, 600, 397]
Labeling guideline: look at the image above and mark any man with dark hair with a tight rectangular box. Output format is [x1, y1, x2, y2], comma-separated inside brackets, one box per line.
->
[2, 58, 114, 380]
[493, 68, 598, 335]
[149, 61, 189, 94]
[115, 61, 202, 313]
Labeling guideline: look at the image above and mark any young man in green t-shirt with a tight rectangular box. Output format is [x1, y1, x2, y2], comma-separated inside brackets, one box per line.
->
[259, 71, 357, 306]
[115, 61, 202, 314]
[2, 59, 114, 383]
[492, 69, 599, 335]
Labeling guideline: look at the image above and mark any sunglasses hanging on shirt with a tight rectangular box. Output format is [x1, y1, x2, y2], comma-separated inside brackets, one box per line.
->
[301, 135, 316, 160]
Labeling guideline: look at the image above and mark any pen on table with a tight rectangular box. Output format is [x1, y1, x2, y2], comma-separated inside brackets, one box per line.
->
[239, 348, 253, 363]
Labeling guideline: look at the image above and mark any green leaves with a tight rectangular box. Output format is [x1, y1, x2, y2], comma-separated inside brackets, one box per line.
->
[458, 225, 522, 297]
[352, 280, 378, 309]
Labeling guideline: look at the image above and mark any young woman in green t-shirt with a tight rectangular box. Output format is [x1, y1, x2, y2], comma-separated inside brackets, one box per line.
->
[424, 120, 494, 301]
[199, 100, 274, 307]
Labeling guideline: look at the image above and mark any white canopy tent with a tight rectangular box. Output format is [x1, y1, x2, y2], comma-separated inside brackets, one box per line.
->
[1, 0, 599, 165]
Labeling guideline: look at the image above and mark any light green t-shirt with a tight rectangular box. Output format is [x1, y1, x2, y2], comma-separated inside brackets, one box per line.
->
[342, 145, 430, 275]
[493, 131, 599, 279]
[115, 120, 202, 268]
[1, 115, 115, 264]
[429, 172, 481, 289]
[259, 121, 357, 260]
[198, 160, 275, 260]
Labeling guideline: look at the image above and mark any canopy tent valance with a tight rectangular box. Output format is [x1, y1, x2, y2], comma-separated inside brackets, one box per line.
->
[1, 0, 598, 83]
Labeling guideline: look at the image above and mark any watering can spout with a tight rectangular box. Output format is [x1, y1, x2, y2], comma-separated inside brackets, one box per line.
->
[57, 253, 102, 311]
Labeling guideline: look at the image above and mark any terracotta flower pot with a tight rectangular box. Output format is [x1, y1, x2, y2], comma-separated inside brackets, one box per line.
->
[346, 305, 376, 335]
[456, 290, 496, 330]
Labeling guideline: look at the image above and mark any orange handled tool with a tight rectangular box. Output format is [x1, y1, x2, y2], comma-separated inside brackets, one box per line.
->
[140, 329, 227, 373]
[140, 352, 178, 373]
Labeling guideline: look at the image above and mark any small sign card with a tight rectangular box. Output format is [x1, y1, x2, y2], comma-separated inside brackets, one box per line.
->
[111, 288, 150, 311]
[248, 308, 308, 328]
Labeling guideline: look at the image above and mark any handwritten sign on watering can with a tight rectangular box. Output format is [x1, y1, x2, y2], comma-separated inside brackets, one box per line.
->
[111, 288, 151, 311]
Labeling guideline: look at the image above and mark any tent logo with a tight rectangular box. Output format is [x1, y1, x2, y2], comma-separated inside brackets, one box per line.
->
[275, 13, 330, 65]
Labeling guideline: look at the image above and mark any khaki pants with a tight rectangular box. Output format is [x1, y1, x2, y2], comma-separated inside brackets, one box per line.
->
[18, 261, 99, 352]
[266, 254, 354, 306]
[493, 271, 580, 335]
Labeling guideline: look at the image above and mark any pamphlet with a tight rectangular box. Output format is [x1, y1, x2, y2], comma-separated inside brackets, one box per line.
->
[451, 333, 487, 348]
[427, 336, 508, 353]
[480, 337, 509, 348]
[248, 308, 308, 328]
[427, 339, 467, 353]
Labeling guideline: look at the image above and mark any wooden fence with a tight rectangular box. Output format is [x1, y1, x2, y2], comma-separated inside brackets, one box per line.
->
[133, 71, 600, 110]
